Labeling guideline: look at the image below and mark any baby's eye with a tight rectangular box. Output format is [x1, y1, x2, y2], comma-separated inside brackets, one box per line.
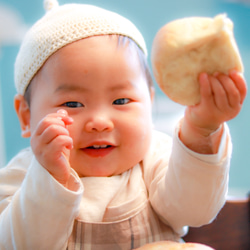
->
[62, 102, 83, 108]
[113, 98, 130, 105]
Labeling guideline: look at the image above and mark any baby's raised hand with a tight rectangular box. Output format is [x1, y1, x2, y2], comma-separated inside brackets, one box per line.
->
[30, 109, 74, 186]
[180, 70, 247, 153]
[187, 70, 246, 131]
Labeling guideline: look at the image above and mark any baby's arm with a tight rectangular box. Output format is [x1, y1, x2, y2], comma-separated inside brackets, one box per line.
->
[179, 70, 247, 154]
[148, 71, 246, 236]
[0, 151, 83, 249]
[31, 109, 74, 187]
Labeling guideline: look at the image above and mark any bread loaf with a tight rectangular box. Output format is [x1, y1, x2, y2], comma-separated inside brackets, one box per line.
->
[135, 241, 214, 249]
[151, 14, 243, 106]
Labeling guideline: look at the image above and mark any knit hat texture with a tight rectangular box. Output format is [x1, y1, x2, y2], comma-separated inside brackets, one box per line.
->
[14, 0, 147, 95]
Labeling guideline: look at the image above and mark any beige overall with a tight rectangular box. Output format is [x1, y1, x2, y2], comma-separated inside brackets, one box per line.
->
[67, 202, 179, 250]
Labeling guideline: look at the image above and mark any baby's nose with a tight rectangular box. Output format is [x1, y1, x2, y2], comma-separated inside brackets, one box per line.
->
[85, 115, 114, 132]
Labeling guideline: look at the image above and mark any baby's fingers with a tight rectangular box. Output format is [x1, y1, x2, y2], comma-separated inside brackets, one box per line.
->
[198, 73, 214, 105]
[198, 73, 227, 110]
[57, 109, 74, 126]
[214, 73, 242, 109]
[31, 111, 74, 155]
[229, 70, 247, 104]
[45, 134, 73, 154]
[35, 111, 73, 137]
[38, 123, 72, 146]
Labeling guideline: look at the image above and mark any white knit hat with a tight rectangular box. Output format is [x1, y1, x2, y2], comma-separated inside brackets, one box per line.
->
[14, 0, 147, 95]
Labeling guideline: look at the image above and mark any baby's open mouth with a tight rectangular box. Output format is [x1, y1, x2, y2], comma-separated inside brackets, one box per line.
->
[87, 145, 112, 149]
[83, 145, 115, 157]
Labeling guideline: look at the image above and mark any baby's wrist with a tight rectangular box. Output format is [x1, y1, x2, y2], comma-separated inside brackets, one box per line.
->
[189, 124, 222, 138]
[179, 119, 223, 154]
[183, 115, 222, 137]
[207, 124, 223, 136]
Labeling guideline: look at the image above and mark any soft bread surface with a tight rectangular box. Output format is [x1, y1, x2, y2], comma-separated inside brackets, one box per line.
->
[135, 241, 214, 250]
[151, 14, 243, 106]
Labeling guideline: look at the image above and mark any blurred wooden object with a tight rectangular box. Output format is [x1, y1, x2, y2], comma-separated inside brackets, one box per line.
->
[183, 195, 250, 250]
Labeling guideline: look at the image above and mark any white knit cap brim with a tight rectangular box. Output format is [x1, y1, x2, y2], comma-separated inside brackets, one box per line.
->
[14, 1, 147, 95]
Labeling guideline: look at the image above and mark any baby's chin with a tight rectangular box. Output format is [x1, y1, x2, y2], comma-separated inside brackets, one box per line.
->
[71, 162, 134, 178]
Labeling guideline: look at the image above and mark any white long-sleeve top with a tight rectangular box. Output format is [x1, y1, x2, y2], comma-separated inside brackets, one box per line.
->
[0, 126, 231, 249]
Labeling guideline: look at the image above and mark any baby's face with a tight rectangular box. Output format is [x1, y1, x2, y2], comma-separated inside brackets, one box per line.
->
[26, 36, 153, 177]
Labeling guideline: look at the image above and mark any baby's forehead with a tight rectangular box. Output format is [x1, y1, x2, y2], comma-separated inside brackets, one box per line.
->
[25, 34, 151, 107]
[35, 35, 144, 79]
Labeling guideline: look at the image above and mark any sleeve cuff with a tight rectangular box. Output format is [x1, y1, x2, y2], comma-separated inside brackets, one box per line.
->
[175, 123, 231, 164]
[25, 157, 84, 207]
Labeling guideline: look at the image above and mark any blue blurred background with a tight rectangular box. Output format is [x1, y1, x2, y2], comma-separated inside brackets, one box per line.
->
[0, 0, 249, 196]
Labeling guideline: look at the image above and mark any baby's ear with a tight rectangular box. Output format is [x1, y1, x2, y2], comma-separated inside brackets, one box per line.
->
[14, 94, 31, 138]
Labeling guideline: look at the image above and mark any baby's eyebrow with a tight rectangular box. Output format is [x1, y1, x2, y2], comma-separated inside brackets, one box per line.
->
[54, 84, 88, 93]
[108, 82, 134, 92]
[54, 81, 134, 94]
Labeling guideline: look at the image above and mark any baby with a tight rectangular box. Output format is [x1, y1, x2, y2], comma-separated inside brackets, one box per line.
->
[0, 0, 247, 249]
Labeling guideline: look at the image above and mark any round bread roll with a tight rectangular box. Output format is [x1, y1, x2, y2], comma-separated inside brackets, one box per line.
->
[151, 14, 243, 106]
[135, 241, 214, 250]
